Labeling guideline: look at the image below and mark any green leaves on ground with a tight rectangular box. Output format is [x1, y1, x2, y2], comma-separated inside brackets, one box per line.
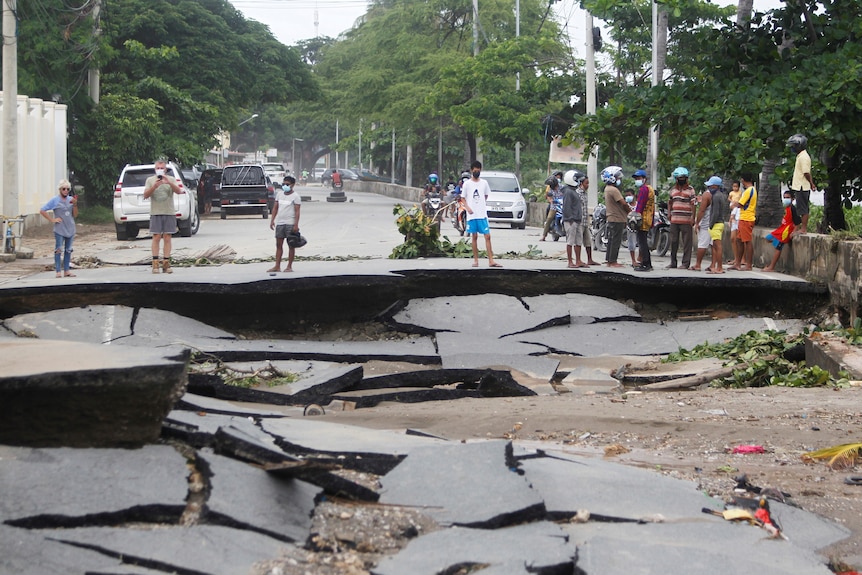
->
[664, 329, 850, 389]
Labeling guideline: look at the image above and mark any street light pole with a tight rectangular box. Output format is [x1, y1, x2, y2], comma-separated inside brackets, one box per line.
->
[292, 138, 304, 177]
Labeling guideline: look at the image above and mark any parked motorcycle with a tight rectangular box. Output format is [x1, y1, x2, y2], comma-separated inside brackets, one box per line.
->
[647, 200, 671, 256]
[591, 203, 609, 251]
[549, 198, 565, 241]
[593, 202, 642, 253]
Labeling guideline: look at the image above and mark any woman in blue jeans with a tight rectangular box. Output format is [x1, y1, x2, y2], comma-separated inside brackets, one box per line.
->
[39, 179, 78, 278]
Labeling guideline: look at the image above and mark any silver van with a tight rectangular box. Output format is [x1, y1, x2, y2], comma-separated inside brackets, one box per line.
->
[481, 170, 529, 229]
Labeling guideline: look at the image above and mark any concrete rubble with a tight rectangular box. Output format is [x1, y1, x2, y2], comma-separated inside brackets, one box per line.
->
[0, 295, 850, 573]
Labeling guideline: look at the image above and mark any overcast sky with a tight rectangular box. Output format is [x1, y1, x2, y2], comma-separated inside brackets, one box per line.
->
[230, 0, 785, 51]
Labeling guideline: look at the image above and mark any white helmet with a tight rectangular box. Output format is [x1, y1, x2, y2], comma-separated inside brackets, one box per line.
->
[600, 166, 623, 184]
[563, 169, 586, 187]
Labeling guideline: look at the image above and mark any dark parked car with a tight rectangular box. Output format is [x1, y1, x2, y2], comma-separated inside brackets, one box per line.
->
[320, 168, 359, 186]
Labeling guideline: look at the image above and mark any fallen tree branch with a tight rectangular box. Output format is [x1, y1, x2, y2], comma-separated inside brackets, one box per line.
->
[637, 355, 776, 391]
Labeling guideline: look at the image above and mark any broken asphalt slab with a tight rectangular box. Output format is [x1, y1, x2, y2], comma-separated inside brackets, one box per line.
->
[196, 449, 320, 543]
[259, 417, 448, 474]
[387, 293, 639, 337]
[163, 411, 380, 501]
[515, 317, 805, 357]
[565, 521, 835, 575]
[372, 521, 578, 575]
[0, 339, 188, 447]
[2, 304, 234, 345]
[37, 525, 290, 575]
[379, 440, 546, 528]
[518, 451, 724, 521]
[0, 445, 189, 527]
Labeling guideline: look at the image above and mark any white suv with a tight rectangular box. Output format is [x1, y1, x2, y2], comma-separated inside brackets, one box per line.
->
[113, 162, 200, 240]
[481, 170, 529, 229]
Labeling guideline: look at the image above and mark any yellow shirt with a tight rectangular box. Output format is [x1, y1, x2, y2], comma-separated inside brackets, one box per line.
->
[792, 150, 812, 191]
[728, 189, 741, 205]
[738, 186, 757, 222]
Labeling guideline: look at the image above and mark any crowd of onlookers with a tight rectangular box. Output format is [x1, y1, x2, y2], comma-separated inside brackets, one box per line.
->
[536, 133, 814, 273]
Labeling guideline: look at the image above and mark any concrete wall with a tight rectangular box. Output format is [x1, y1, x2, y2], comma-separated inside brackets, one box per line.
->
[352, 180, 861, 315]
[0, 93, 68, 220]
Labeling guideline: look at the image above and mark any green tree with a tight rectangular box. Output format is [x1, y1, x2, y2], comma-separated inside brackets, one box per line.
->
[571, 1, 862, 231]
[11, 0, 318, 204]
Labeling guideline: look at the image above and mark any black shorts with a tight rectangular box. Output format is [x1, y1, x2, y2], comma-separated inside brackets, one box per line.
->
[275, 224, 295, 239]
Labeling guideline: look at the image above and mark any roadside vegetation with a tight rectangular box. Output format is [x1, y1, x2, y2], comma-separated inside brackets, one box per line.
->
[664, 329, 852, 389]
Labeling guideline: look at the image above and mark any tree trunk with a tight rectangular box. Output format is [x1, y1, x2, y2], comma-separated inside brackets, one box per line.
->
[466, 133, 477, 164]
[758, 159, 783, 228]
[822, 149, 847, 232]
[736, 0, 754, 30]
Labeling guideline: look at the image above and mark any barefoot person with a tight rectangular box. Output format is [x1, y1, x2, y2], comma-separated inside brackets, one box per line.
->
[143, 160, 182, 274]
[39, 179, 78, 278]
[730, 173, 757, 271]
[562, 169, 588, 268]
[704, 176, 728, 274]
[269, 176, 302, 272]
[462, 160, 501, 268]
[763, 190, 799, 272]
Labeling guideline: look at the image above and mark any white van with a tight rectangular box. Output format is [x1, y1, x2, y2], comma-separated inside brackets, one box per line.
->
[481, 170, 529, 229]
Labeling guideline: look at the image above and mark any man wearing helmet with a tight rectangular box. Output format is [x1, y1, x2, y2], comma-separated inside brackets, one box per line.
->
[562, 169, 598, 267]
[601, 166, 629, 268]
[787, 134, 816, 235]
[422, 173, 442, 214]
[667, 167, 696, 269]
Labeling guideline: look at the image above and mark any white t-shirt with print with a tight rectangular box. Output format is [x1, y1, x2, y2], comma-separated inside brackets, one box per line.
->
[461, 178, 491, 221]
[274, 190, 301, 226]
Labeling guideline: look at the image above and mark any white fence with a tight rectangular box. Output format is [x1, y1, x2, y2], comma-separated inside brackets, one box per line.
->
[0, 92, 68, 219]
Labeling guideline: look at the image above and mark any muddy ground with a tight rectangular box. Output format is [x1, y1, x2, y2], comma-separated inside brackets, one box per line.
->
[6, 223, 862, 574]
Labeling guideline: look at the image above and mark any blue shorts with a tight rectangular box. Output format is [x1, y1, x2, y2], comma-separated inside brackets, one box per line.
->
[466, 218, 490, 235]
[765, 233, 784, 251]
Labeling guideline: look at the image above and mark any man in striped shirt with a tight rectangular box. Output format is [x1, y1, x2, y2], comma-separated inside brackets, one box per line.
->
[667, 166, 696, 269]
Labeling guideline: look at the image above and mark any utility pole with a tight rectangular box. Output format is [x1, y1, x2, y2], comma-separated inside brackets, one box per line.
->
[585, 10, 598, 209]
[89, 0, 102, 104]
[514, 0, 521, 180]
[3, 0, 19, 222]
[472, 0, 482, 164]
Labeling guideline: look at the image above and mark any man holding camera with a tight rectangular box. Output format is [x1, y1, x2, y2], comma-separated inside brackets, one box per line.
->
[143, 160, 181, 274]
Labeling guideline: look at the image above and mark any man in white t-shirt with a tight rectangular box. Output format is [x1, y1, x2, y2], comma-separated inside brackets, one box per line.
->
[268, 176, 302, 272]
[461, 160, 501, 268]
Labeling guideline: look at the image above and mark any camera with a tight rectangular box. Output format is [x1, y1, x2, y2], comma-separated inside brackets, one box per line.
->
[157, 175, 163, 181]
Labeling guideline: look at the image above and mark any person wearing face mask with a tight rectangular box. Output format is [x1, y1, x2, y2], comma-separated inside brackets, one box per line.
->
[633, 171, 655, 272]
[269, 176, 302, 272]
[624, 188, 639, 267]
[667, 166, 696, 270]
[462, 160, 501, 267]
[39, 179, 78, 278]
[762, 190, 800, 272]
[143, 159, 182, 274]
[601, 166, 628, 268]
